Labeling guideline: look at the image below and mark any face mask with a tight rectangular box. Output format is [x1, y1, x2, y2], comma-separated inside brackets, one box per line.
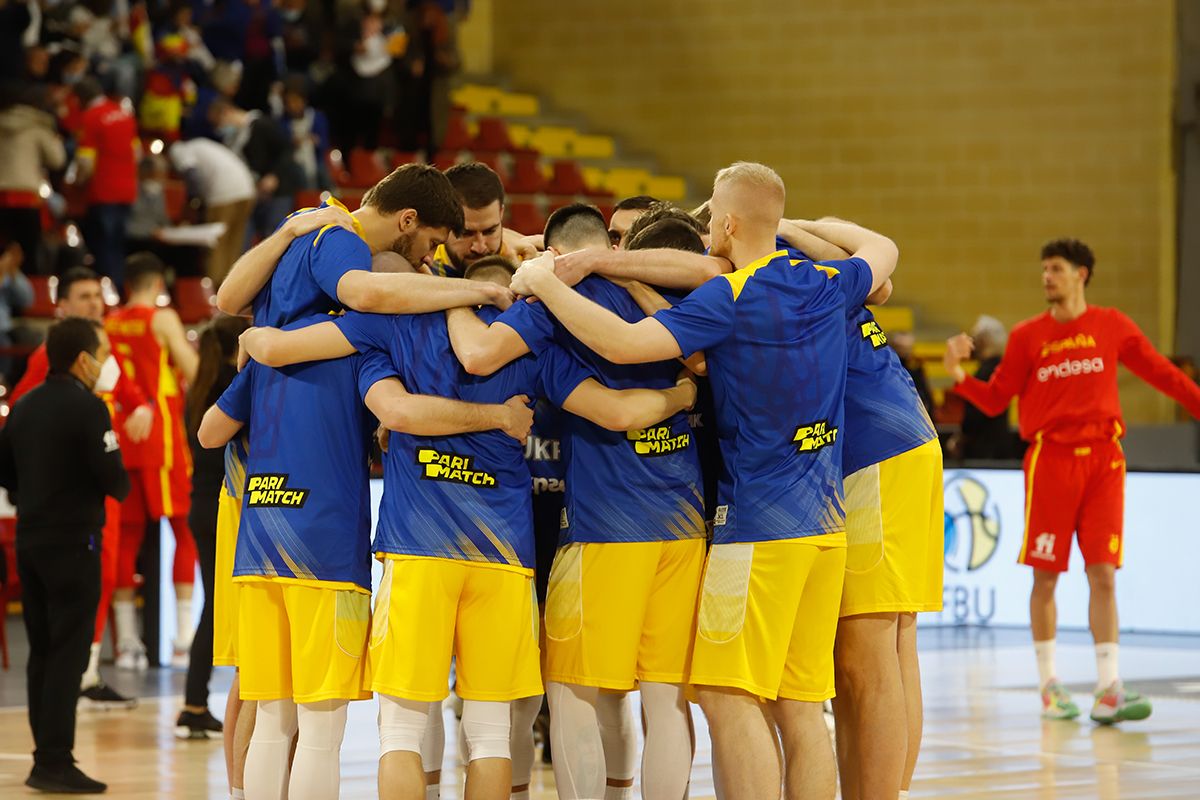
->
[93, 355, 120, 393]
[218, 123, 237, 140]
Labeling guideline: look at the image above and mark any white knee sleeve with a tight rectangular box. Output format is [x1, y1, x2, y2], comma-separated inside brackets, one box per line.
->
[422, 700, 444, 772]
[461, 699, 511, 761]
[510, 694, 544, 784]
[378, 694, 432, 757]
[596, 691, 636, 781]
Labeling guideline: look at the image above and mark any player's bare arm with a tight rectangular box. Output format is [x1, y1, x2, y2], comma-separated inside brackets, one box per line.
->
[553, 246, 730, 290]
[197, 405, 244, 449]
[790, 219, 899, 293]
[239, 322, 356, 368]
[561, 372, 697, 432]
[216, 205, 358, 315]
[335, 270, 515, 316]
[503, 228, 542, 260]
[364, 380, 535, 443]
[151, 307, 199, 384]
[943, 333, 974, 384]
[512, 257, 683, 365]
[444, 307, 531, 376]
[776, 219, 852, 261]
[866, 279, 894, 305]
[617, 279, 708, 376]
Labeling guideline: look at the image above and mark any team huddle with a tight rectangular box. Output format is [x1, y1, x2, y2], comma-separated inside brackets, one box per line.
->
[181, 159, 944, 800]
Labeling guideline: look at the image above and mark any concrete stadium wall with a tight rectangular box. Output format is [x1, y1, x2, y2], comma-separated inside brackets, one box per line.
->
[481, 0, 1180, 423]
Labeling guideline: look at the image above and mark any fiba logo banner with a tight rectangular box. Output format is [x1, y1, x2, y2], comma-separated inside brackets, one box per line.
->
[943, 474, 1001, 572]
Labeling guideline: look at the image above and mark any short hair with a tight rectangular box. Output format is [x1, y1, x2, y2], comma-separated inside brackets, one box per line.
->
[624, 202, 707, 247]
[282, 73, 308, 100]
[691, 201, 711, 228]
[58, 266, 101, 302]
[47, 317, 102, 374]
[361, 164, 465, 235]
[74, 76, 103, 107]
[125, 251, 166, 292]
[544, 203, 610, 252]
[613, 195, 658, 213]
[464, 254, 517, 284]
[445, 162, 505, 210]
[713, 161, 785, 200]
[1041, 238, 1095, 284]
[626, 218, 705, 254]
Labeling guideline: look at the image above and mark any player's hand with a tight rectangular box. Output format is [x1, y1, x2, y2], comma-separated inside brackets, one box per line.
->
[552, 248, 605, 287]
[506, 233, 542, 262]
[282, 204, 356, 240]
[376, 423, 389, 453]
[676, 368, 698, 410]
[478, 281, 515, 311]
[500, 394, 534, 444]
[237, 329, 256, 372]
[511, 252, 556, 298]
[944, 332, 974, 383]
[123, 404, 154, 443]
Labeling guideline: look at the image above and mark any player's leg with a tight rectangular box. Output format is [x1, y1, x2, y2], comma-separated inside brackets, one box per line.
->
[238, 581, 295, 796]
[773, 698, 835, 800]
[80, 497, 133, 706]
[244, 698, 298, 799]
[639, 682, 691, 800]
[421, 702, 443, 798]
[460, 699, 512, 800]
[596, 691, 636, 800]
[546, 681, 606, 798]
[509, 694, 543, 799]
[288, 699, 350, 800]
[698, 687, 781, 800]
[170, 512, 199, 664]
[114, 471, 150, 670]
[378, 694, 433, 800]
[897, 612, 923, 795]
[232, 698, 256, 798]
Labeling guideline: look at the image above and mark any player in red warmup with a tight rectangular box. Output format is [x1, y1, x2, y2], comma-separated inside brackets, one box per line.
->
[944, 238, 1200, 724]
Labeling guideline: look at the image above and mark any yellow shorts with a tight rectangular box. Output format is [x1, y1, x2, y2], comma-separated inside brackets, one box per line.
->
[545, 539, 705, 690]
[840, 439, 944, 618]
[237, 579, 372, 703]
[212, 488, 240, 667]
[691, 536, 846, 702]
[369, 556, 542, 703]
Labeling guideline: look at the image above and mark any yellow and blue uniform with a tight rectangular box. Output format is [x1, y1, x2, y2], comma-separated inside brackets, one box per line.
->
[216, 315, 394, 703]
[212, 434, 248, 667]
[652, 251, 873, 701]
[528, 399, 567, 603]
[334, 308, 593, 702]
[499, 277, 707, 690]
[784, 240, 944, 618]
[251, 200, 369, 328]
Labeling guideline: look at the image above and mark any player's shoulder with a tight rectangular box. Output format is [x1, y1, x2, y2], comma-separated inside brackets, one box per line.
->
[1010, 311, 1052, 337]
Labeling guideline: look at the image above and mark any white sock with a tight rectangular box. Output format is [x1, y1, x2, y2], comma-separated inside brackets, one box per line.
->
[604, 786, 634, 800]
[230, 790, 245, 800]
[114, 600, 139, 646]
[898, 791, 909, 800]
[511, 792, 530, 800]
[176, 597, 194, 649]
[426, 785, 440, 800]
[81, 642, 102, 689]
[1095, 642, 1119, 690]
[1033, 639, 1056, 688]
[244, 699, 298, 800]
[640, 682, 692, 800]
[288, 700, 348, 800]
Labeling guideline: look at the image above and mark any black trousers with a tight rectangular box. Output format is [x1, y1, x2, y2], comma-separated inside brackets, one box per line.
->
[18, 541, 101, 768]
[184, 489, 219, 709]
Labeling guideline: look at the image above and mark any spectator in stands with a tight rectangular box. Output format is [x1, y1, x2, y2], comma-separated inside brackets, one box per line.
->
[125, 156, 171, 246]
[403, 0, 460, 152]
[75, 75, 139, 291]
[0, 0, 34, 83]
[138, 33, 197, 144]
[889, 330, 936, 415]
[0, 83, 65, 276]
[959, 315, 1022, 460]
[163, 1, 215, 74]
[169, 137, 256, 283]
[279, 0, 325, 75]
[209, 97, 301, 246]
[331, 0, 399, 153]
[607, 195, 658, 247]
[0, 234, 35, 381]
[183, 59, 241, 140]
[276, 75, 332, 191]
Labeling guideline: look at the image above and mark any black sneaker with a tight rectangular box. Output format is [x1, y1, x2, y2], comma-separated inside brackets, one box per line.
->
[175, 709, 224, 740]
[78, 682, 138, 711]
[26, 763, 107, 794]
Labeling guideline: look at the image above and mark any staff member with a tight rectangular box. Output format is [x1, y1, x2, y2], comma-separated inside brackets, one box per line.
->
[0, 317, 131, 795]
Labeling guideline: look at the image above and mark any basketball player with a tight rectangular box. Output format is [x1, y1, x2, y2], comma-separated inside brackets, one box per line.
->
[509, 162, 898, 800]
[445, 204, 707, 800]
[105, 253, 200, 670]
[944, 239, 1200, 723]
[428, 163, 537, 279]
[238, 261, 697, 800]
[214, 164, 514, 323]
[607, 195, 658, 248]
[9, 267, 149, 706]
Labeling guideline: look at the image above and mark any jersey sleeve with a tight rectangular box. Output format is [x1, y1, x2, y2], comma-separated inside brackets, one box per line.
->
[652, 277, 736, 358]
[310, 226, 372, 302]
[334, 310, 394, 354]
[497, 300, 555, 355]
[535, 344, 597, 408]
[1113, 310, 1200, 419]
[353, 348, 400, 401]
[216, 365, 253, 422]
[954, 326, 1032, 416]
[818, 257, 873, 310]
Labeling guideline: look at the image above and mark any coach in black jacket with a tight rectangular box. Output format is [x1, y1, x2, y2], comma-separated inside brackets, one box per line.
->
[0, 317, 130, 795]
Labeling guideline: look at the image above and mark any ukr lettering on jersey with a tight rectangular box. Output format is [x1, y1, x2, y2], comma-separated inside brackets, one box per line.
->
[861, 320, 888, 349]
[627, 424, 691, 456]
[416, 448, 497, 487]
[245, 474, 310, 508]
[525, 435, 560, 462]
[793, 420, 838, 453]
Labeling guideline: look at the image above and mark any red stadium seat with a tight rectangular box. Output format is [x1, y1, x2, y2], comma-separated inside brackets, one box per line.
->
[546, 160, 589, 196]
[294, 189, 324, 211]
[327, 150, 352, 187]
[432, 151, 459, 171]
[23, 276, 56, 318]
[173, 276, 216, 324]
[163, 179, 187, 223]
[506, 202, 545, 237]
[442, 108, 473, 152]
[336, 188, 366, 211]
[546, 196, 576, 214]
[507, 151, 546, 194]
[391, 151, 419, 169]
[474, 117, 514, 152]
[469, 152, 508, 182]
[348, 148, 389, 189]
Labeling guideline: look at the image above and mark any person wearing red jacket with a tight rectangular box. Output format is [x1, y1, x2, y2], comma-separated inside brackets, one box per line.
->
[945, 238, 1200, 725]
[9, 267, 152, 708]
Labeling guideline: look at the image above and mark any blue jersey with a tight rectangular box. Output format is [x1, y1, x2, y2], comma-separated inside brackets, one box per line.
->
[251, 201, 370, 328]
[653, 251, 873, 545]
[498, 277, 706, 544]
[527, 399, 566, 496]
[216, 316, 391, 591]
[777, 239, 937, 475]
[335, 309, 593, 570]
[222, 433, 249, 500]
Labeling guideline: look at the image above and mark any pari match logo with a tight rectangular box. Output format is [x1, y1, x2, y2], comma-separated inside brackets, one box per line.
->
[943, 473, 1001, 572]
